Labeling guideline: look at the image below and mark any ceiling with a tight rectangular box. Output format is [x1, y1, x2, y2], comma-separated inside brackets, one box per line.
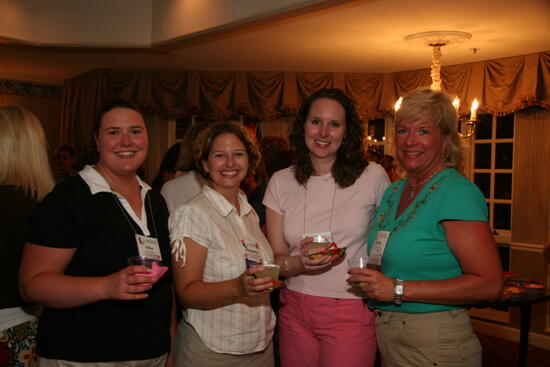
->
[1, 0, 549, 85]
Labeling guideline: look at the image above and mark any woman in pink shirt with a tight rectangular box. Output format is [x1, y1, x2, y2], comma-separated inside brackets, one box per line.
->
[263, 88, 389, 367]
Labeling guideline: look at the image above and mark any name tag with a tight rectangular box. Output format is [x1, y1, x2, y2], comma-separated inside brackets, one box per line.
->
[368, 230, 390, 271]
[243, 240, 262, 268]
[136, 234, 162, 261]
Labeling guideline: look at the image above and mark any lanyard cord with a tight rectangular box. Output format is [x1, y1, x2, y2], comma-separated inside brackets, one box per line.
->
[111, 191, 158, 238]
[303, 177, 337, 235]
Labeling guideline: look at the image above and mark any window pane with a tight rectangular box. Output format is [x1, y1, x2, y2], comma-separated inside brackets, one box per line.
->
[495, 143, 513, 169]
[474, 173, 491, 198]
[494, 173, 512, 200]
[475, 114, 492, 139]
[496, 114, 514, 139]
[474, 143, 491, 169]
[494, 204, 511, 230]
[368, 119, 385, 141]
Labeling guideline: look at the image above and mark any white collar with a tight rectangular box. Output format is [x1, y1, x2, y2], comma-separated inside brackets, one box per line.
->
[202, 185, 253, 218]
[79, 165, 151, 195]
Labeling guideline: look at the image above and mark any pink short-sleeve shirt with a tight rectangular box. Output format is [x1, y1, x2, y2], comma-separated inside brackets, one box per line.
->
[263, 163, 389, 298]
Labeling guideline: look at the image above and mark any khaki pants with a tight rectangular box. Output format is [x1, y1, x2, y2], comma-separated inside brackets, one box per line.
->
[375, 308, 481, 367]
[174, 321, 274, 367]
[38, 354, 167, 367]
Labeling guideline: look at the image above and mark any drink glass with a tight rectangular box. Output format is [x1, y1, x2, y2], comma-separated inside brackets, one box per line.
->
[127, 256, 156, 268]
[254, 264, 280, 280]
[307, 234, 331, 258]
[348, 256, 369, 287]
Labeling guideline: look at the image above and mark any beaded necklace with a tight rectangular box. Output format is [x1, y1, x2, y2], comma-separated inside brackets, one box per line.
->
[406, 166, 443, 200]
[377, 171, 446, 233]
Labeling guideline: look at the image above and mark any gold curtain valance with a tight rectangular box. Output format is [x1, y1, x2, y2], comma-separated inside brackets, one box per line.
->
[61, 51, 550, 148]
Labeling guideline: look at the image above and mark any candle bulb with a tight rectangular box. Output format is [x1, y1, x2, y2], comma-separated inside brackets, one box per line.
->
[394, 97, 403, 112]
[470, 98, 479, 121]
[452, 97, 460, 113]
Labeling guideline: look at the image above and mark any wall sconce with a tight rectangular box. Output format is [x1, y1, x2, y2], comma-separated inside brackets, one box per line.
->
[454, 97, 480, 138]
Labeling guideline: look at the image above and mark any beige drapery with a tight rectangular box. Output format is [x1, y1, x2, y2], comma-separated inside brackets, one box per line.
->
[0, 78, 62, 152]
[61, 51, 550, 153]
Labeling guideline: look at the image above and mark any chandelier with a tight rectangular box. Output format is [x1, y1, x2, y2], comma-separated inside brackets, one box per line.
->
[399, 31, 480, 138]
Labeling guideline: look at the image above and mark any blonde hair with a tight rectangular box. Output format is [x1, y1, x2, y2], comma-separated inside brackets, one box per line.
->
[395, 88, 463, 170]
[0, 106, 55, 200]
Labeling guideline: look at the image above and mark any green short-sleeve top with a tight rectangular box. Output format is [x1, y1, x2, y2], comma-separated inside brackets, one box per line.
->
[367, 168, 488, 313]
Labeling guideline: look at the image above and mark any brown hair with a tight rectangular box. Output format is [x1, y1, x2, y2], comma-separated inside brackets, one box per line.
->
[288, 88, 367, 188]
[194, 122, 260, 180]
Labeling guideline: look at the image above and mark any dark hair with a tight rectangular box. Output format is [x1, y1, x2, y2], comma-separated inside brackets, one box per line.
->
[93, 99, 141, 135]
[176, 122, 212, 171]
[257, 136, 293, 182]
[54, 145, 75, 158]
[379, 154, 396, 173]
[194, 122, 261, 181]
[288, 88, 367, 188]
[151, 143, 181, 191]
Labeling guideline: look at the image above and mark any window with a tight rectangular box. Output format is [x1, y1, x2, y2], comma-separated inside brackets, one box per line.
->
[366, 118, 386, 154]
[471, 113, 514, 239]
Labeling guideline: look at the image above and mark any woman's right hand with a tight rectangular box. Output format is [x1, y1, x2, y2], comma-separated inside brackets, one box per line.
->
[299, 237, 339, 272]
[102, 265, 154, 300]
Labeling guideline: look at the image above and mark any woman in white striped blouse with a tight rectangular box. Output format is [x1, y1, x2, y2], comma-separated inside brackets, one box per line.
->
[169, 122, 276, 367]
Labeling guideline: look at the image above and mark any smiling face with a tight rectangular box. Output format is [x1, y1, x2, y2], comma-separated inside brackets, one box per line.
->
[94, 107, 148, 177]
[304, 98, 346, 172]
[395, 118, 448, 180]
[202, 132, 249, 198]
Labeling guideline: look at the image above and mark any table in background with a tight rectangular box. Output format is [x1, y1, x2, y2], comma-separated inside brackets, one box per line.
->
[473, 292, 550, 367]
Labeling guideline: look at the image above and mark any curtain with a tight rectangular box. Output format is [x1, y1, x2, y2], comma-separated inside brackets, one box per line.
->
[0, 79, 62, 153]
[60, 51, 550, 155]
[142, 114, 176, 184]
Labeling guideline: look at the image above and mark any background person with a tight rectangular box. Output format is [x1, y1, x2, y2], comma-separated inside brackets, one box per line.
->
[263, 88, 389, 367]
[161, 123, 211, 215]
[169, 122, 276, 367]
[52, 145, 78, 183]
[348, 88, 503, 367]
[151, 143, 181, 192]
[248, 135, 293, 231]
[19, 100, 174, 367]
[0, 106, 55, 367]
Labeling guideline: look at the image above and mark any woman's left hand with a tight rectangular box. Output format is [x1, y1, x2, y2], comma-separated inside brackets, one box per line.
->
[236, 266, 275, 297]
[347, 268, 395, 302]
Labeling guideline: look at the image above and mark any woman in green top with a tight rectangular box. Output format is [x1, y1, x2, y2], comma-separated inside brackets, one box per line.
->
[348, 89, 503, 367]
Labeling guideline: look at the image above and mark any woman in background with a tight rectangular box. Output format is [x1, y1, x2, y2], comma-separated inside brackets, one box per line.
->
[52, 145, 78, 183]
[170, 122, 275, 366]
[349, 89, 503, 367]
[0, 106, 55, 367]
[19, 100, 173, 366]
[161, 123, 211, 214]
[264, 88, 389, 367]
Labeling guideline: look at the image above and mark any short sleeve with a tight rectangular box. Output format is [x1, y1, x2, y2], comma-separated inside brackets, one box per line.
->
[262, 172, 282, 215]
[27, 179, 85, 249]
[436, 179, 488, 223]
[169, 204, 212, 266]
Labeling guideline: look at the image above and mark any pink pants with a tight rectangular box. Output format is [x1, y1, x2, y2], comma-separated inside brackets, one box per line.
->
[278, 289, 377, 367]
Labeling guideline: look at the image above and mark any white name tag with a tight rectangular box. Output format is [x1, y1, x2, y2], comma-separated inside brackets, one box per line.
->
[136, 234, 162, 261]
[368, 230, 390, 271]
[243, 241, 262, 268]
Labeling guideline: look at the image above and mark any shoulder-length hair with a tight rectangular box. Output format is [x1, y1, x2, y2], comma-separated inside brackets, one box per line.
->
[194, 121, 261, 181]
[288, 88, 367, 188]
[395, 88, 463, 170]
[0, 106, 55, 200]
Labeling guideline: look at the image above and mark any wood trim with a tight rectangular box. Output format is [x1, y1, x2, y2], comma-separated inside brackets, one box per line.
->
[472, 319, 550, 351]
